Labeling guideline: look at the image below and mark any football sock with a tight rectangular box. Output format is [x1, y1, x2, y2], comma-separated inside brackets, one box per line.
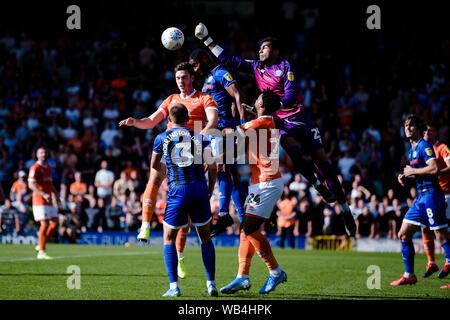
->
[284, 144, 319, 185]
[38, 224, 48, 251]
[231, 182, 247, 223]
[45, 222, 58, 244]
[201, 241, 216, 282]
[238, 232, 255, 276]
[176, 224, 190, 253]
[247, 230, 279, 271]
[269, 266, 282, 277]
[169, 282, 178, 290]
[314, 161, 347, 204]
[401, 240, 415, 276]
[422, 230, 436, 263]
[217, 172, 232, 216]
[142, 182, 159, 223]
[141, 221, 150, 229]
[441, 240, 450, 263]
[163, 244, 178, 283]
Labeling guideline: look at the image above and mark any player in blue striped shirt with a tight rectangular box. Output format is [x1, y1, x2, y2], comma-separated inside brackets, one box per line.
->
[189, 49, 248, 237]
[152, 103, 218, 297]
[391, 114, 450, 286]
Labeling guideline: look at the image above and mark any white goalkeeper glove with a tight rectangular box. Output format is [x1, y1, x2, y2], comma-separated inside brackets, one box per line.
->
[195, 22, 213, 46]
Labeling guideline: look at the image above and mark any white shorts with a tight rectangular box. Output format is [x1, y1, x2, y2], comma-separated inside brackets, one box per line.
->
[33, 205, 58, 222]
[244, 178, 284, 220]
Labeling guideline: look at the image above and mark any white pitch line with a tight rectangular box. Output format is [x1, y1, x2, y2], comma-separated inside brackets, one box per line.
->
[0, 251, 158, 262]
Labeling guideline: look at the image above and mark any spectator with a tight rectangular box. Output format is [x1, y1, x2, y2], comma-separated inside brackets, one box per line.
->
[94, 160, 114, 203]
[70, 171, 88, 202]
[330, 204, 348, 250]
[0, 198, 21, 234]
[113, 171, 129, 198]
[105, 196, 123, 231]
[288, 173, 308, 193]
[125, 191, 141, 231]
[59, 202, 81, 243]
[10, 170, 30, 202]
[375, 205, 394, 239]
[356, 207, 375, 238]
[82, 197, 104, 232]
[276, 193, 298, 249]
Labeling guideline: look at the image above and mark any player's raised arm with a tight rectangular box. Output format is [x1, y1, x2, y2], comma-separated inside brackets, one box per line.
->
[195, 22, 253, 74]
[119, 108, 166, 130]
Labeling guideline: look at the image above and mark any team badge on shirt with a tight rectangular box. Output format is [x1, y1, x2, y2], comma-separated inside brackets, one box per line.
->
[287, 71, 294, 81]
[224, 73, 233, 81]
[425, 148, 433, 156]
[275, 70, 283, 77]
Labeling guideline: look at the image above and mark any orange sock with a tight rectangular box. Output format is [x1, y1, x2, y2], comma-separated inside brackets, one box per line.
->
[38, 224, 48, 251]
[45, 222, 58, 244]
[247, 230, 279, 271]
[422, 229, 436, 263]
[176, 220, 191, 253]
[238, 231, 255, 276]
[142, 182, 160, 223]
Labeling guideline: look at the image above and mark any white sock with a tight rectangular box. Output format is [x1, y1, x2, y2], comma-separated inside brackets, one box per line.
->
[428, 261, 435, 265]
[169, 282, 178, 290]
[269, 267, 282, 276]
[218, 212, 229, 217]
[177, 252, 184, 259]
[38, 250, 45, 255]
[141, 222, 150, 229]
[237, 274, 249, 279]
[207, 280, 215, 287]
[403, 272, 413, 278]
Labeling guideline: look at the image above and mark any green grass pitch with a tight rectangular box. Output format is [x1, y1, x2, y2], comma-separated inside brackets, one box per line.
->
[0, 244, 449, 300]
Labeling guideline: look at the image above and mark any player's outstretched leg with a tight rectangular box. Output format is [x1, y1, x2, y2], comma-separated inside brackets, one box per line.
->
[422, 227, 439, 278]
[211, 170, 234, 238]
[162, 225, 182, 297]
[176, 221, 190, 279]
[391, 223, 419, 286]
[437, 239, 450, 279]
[36, 222, 53, 260]
[138, 168, 166, 242]
[220, 232, 254, 294]
[195, 221, 218, 297]
[281, 136, 337, 204]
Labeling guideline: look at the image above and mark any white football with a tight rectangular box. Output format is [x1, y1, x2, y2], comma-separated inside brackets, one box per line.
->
[161, 27, 184, 51]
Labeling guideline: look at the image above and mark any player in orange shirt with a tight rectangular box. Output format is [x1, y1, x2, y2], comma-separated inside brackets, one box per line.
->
[422, 121, 450, 281]
[28, 147, 61, 260]
[119, 62, 218, 278]
[220, 89, 287, 295]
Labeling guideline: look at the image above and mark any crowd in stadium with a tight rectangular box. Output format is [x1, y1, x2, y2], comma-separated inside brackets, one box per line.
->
[0, 3, 449, 245]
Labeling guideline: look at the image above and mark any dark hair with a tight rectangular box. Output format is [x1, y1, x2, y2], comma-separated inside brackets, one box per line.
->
[404, 114, 426, 135]
[170, 103, 189, 124]
[425, 120, 438, 130]
[189, 48, 212, 63]
[261, 89, 282, 113]
[174, 62, 195, 76]
[258, 36, 281, 52]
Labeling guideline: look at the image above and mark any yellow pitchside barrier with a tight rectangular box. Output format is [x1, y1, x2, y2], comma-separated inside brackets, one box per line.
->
[307, 235, 353, 251]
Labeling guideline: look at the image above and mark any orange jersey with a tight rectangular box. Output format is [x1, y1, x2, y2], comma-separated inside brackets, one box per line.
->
[158, 90, 218, 132]
[433, 141, 450, 194]
[277, 199, 296, 228]
[11, 180, 27, 197]
[28, 162, 53, 206]
[237, 115, 282, 184]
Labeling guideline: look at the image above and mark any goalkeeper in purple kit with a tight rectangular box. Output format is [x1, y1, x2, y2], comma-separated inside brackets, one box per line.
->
[194, 22, 356, 237]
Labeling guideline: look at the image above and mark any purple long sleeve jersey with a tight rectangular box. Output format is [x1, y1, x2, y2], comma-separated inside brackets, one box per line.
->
[216, 49, 304, 120]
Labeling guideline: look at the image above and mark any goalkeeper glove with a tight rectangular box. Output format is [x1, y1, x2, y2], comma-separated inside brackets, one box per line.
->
[195, 22, 214, 46]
